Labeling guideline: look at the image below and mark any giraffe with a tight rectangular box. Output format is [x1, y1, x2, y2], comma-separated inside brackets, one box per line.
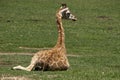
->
[12, 3, 77, 71]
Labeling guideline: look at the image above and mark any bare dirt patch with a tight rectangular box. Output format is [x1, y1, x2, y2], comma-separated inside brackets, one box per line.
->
[97, 16, 112, 20]
[0, 61, 13, 66]
[0, 52, 34, 55]
[0, 76, 31, 80]
[67, 54, 80, 57]
[0, 46, 80, 57]
[19, 46, 51, 51]
[0, 52, 80, 57]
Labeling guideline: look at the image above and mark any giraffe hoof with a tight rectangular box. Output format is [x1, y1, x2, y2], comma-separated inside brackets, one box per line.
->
[12, 65, 21, 70]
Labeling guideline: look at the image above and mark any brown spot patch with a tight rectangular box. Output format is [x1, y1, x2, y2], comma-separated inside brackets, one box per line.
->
[106, 65, 120, 69]
[0, 61, 13, 66]
[26, 19, 46, 23]
[97, 16, 112, 20]
[107, 26, 113, 30]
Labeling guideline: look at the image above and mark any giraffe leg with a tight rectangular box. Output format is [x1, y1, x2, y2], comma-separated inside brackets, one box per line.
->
[12, 65, 31, 71]
[12, 55, 38, 71]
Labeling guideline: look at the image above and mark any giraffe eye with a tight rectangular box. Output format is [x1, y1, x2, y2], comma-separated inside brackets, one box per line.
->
[66, 13, 70, 18]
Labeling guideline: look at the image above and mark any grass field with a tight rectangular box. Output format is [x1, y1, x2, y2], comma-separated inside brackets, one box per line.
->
[0, 0, 120, 80]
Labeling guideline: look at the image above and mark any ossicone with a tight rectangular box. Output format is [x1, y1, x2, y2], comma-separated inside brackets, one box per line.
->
[61, 3, 67, 7]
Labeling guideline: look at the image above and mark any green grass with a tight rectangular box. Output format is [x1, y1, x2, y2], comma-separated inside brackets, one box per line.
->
[0, 55, 120, 80]
[0, 0, 120, 80]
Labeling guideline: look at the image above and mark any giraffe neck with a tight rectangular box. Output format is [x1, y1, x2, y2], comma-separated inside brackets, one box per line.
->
[54, 13, 65, 48]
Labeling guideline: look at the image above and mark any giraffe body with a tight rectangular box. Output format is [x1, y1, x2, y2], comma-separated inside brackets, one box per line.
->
[12, 4, 77, 71]
[34, 47, 69, 71]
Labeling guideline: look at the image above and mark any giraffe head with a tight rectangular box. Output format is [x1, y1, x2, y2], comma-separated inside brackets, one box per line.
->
[59, 3, 77, 21]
